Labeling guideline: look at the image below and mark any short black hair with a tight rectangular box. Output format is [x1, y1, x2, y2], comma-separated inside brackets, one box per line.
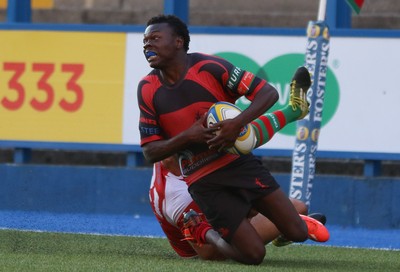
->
[147, 14, 190, 52]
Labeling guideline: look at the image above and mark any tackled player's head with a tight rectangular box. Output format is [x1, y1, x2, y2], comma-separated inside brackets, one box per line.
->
[147, 14, 190, 52]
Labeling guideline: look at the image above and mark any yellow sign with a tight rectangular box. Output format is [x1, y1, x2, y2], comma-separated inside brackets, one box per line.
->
[0, 31, 126, 144]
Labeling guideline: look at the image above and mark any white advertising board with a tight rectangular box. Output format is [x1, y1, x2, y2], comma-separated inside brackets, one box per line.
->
[123, 33, 400, 154]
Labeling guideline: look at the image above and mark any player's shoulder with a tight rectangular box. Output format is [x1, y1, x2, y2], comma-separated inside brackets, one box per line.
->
[190, 52, 229, 64]
[189, 52, 233, 73]
[139, 69, 158, 83]
[138, 70, 161, 95]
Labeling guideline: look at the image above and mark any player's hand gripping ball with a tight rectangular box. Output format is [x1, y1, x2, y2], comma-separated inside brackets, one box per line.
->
[207, 101, 257, 155]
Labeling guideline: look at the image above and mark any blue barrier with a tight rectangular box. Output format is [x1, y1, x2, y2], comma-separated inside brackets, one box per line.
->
[0, 164, 152, 215]
[0, 140, 145, 167]
[1, 164, 399, 229]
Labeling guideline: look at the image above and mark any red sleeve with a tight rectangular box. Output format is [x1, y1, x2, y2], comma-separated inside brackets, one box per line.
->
[244, 79, 267, 101]
[137, 74, 164, 146]
[206, 54, 267, 101]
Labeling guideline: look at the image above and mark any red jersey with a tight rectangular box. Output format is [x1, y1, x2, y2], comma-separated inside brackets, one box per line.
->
[138, 53, 267, 185]
[149, 162, 203, 257]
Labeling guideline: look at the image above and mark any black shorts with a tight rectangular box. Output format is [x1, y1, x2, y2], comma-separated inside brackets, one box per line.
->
[188, 154, 279, 242]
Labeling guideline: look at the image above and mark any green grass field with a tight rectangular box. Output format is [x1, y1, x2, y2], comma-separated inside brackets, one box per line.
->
[0, 229, 399, 272]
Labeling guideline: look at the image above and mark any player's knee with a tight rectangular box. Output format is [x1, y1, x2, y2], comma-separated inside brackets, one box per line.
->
[293, 229, 308, 242]
[284, 220, 308, 242]
[234, 237, 266, 265]
[243, 246, 266, 265]
[286, 231, 307, 242]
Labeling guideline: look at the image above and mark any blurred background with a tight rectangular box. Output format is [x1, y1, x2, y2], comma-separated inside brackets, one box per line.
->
[0, 0, 399, 176]
[1, 0, 399, 28]
[0, 0, 400, 233]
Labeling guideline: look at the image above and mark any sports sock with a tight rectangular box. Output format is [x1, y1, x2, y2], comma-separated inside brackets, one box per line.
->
[195, 221, 212, 244]
[251, 105, 302, 148]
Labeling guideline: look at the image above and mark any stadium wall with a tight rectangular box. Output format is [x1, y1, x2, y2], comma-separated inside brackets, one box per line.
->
[1, 164, 399, 229]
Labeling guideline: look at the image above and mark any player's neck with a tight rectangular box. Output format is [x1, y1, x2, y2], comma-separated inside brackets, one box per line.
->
[160, 53, 188, 86]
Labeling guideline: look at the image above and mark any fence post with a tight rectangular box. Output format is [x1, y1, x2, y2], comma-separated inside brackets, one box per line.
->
[326, 0, 352, 28]
[364, 160, 382, 177]
[7, 0, 32, 23]
[127, 152, 145, 167]
[164, 0, 189, 24]
[14, 148, 32, 164]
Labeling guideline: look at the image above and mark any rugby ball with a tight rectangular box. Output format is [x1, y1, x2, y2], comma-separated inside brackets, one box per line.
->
[206, 101, 257, 155]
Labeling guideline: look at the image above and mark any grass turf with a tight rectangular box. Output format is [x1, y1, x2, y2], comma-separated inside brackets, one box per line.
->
[0, 229, 399, 271]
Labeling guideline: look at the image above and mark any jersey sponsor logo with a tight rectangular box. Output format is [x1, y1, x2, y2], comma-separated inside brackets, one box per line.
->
[237, 71, 255, 95]
[178, 149, 221, 177]
[140, 116, 157, 125]
[139, 125, 160, 135]
[226, 66, 244, 91]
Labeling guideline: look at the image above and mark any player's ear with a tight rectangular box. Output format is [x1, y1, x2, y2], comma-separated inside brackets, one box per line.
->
[176, 36, 184, 49]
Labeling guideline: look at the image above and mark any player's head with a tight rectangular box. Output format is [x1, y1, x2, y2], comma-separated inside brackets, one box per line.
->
[146, 14, 190, 52]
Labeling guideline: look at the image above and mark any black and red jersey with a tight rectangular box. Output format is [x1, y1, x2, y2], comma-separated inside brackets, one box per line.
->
[137, 53, 267, 185]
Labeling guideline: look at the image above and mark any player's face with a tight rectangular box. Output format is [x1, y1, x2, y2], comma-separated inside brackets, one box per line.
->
[143, 23, 181, 69]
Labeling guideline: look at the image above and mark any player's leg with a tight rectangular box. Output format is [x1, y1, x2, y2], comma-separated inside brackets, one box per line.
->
[251, 66, 311, 148]
[253, 188, 309, 242]
[184, 198, 309, 261]
[183, 208, 266, 264]
[187, 173, 271, 265]
[272, 212, 328, 247]
[228, 218, 267, 265]
[253, 187, 329, 243]
[250, 198, 308, 243]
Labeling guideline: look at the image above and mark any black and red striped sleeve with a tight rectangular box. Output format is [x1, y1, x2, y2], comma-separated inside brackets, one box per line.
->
[137, 74, 164, 146]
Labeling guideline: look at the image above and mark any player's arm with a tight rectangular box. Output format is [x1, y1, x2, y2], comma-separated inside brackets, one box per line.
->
[142, 114, 219, 163]
[208, 84, 278, 150]
[202, 57, 279, 150]
[234, 84, 278, 128]
[138, 78, 219, 163]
